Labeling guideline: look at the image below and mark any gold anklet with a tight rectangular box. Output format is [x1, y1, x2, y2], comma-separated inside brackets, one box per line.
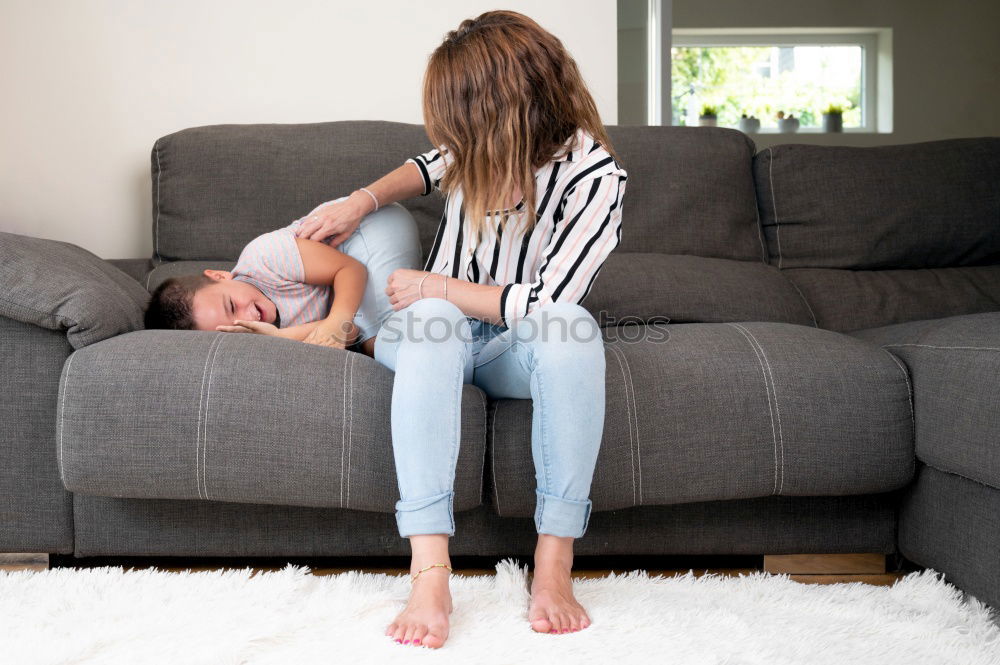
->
[411, 562, 453, 583]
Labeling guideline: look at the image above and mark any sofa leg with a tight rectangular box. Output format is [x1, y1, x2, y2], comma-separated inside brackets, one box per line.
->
[0, 553, 49, 572]
[764, 553, 886, 575]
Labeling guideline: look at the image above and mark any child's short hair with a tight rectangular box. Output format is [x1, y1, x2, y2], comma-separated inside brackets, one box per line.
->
[144, 273, 214, 330]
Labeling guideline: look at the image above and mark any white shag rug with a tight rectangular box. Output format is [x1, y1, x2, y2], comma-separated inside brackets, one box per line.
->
[2, 559, 999, 665]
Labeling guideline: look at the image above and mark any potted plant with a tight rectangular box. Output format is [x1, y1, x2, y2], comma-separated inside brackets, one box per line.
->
[738, 113, 760, 134]
[698, 105, 719, 127]
[822, 104, 844, 133]
[776, 111, 800, 133]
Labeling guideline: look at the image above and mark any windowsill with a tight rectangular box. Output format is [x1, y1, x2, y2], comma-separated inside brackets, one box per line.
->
[688, 126, 885, 135]
[745, 127, 882, 135]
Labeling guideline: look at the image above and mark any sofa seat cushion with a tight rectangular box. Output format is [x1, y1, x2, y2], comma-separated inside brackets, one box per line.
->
[489, 321, 914, 517]
[0, 232, 151, 349]
[56, 330, 488, 512]
[847, 311, 1000, 490]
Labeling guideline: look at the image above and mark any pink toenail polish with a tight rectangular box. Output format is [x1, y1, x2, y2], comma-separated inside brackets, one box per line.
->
[414, 639, 421, 644]
[404, 640, 410, 644]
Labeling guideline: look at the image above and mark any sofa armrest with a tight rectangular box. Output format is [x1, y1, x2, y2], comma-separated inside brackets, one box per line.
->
[105, 258, 155, 285]
[849, 311, 1000, 491]
[0, 315, 75, 553]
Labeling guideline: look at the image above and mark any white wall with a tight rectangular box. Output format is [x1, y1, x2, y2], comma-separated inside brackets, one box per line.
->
[672, 0, 1000, 149]
[0, 0, 618, 259]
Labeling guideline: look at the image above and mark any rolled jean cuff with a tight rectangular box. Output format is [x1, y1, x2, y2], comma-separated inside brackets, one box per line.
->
[395, 490, 455, 538]
[534, 489, 592, 538]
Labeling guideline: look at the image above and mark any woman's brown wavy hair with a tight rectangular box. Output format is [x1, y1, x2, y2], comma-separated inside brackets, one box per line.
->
[421, 10, 623, 246]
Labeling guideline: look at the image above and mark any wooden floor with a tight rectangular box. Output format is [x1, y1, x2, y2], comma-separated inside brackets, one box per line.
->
[40, 553, 918, 587]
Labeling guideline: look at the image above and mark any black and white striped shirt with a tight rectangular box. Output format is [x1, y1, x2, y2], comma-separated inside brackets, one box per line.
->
[405, 126, 628, 327]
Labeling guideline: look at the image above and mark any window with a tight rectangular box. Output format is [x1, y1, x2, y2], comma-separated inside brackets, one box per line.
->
[671, 28, 891, 133]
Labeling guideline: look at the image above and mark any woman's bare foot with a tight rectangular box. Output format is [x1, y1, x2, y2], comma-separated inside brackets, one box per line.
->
[385, 534, 453, 649]
[528, 533, 591, 634]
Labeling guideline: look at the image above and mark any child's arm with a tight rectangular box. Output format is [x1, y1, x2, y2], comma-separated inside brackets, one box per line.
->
[294, 237, 367, 346]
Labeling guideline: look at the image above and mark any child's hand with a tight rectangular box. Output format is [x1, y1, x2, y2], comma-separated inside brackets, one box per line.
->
[216, 320, 281, 336]
[302, 318, 357, 350]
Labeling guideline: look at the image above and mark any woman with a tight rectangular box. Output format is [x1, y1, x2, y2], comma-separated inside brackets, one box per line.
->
[295, 11, 627, 649]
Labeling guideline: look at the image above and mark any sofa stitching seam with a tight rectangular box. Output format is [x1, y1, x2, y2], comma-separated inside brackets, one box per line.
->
[347, 351, 355, 509]
[752, 172, 768, 265]
[154, 142, 162, 263]
[491, 399, 501, 515]
[608, 344, 637, 506]
[611, 343, 640, 504]
[921, 459, 1000, 493]
[476, 388, 487, 508]
[57, 352, 78, 485]
[736, 323, 785, 494]
[785, 276, 819, 328]
[883, 343, 1000, 352]
[202, 334, 226, 501]
[340, 351, 349, 508]
[727, 322, 780, 495]
[767, 147, 783, 270]
[880, 348, 916, 479]
[195, 334, 223, 500]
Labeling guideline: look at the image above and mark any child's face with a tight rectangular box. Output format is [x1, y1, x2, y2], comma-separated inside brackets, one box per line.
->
[190, 270, 279, 331]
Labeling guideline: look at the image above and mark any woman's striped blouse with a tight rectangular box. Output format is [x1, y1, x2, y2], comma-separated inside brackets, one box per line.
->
[405, 126, 628, 327]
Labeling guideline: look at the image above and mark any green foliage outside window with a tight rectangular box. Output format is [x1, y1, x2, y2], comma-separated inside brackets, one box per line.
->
[671, 45, 863, 129]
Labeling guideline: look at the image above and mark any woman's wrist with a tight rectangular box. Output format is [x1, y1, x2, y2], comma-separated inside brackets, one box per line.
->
[417, 273, 448, 300]
[349, 189, 377, 215]
[432, 273, 449, 300]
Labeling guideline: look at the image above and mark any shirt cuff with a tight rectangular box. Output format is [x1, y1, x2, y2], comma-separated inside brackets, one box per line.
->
[500, 283, 531, 327]
[405, 158, 432, 196]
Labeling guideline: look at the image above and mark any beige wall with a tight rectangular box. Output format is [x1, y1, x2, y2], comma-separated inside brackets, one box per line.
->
[0, 0, 617, 259]
[673, 0, 1000, 149]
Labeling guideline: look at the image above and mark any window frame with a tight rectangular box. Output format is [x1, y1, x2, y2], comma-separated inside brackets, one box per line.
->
[672, 28, 881, 133]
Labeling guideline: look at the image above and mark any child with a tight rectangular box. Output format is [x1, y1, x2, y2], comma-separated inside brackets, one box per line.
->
[143, 196, 422, 358]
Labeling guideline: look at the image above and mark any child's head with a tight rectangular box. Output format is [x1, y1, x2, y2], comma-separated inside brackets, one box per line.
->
[144, 269, 278, 331]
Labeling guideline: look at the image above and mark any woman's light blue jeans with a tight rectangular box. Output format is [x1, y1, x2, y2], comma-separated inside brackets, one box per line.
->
[372, 297, 606, 539]
[313, 197, 422, 344]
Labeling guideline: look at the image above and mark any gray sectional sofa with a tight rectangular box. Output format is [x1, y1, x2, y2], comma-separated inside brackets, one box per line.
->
[2, 121, 998, 608]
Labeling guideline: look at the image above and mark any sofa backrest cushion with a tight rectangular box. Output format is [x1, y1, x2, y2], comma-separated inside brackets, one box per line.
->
[603, 126, 764, 261]
[0, 232, 151, 349]
[152, 120, 447, 265]
[783, 265, 1000, 332]
[151, 122, 766, 266]
[753, 139, 1000, 270]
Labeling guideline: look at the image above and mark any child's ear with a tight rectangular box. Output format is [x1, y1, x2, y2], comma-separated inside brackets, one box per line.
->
[203, 269, 234, 281]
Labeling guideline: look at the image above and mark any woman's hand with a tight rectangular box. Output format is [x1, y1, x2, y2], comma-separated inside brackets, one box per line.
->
[385, 268, 446, 311]
[215, 320, 282, 336]
[293, 193, 370, 247]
